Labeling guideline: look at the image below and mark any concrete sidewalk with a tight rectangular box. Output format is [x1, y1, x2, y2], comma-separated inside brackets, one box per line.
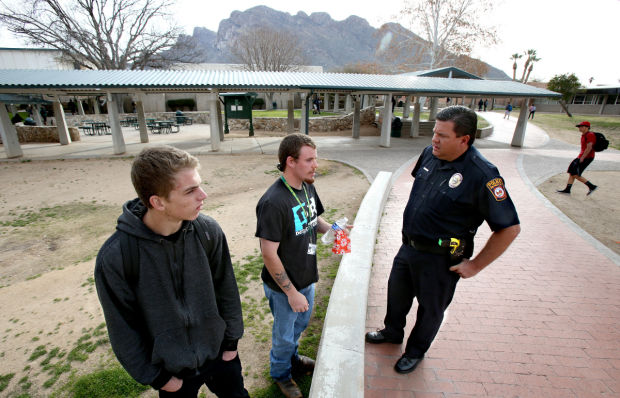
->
[365, 116, 620, 397]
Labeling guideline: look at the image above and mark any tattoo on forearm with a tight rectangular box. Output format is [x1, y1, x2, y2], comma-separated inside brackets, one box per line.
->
[274, 272, 292, 291]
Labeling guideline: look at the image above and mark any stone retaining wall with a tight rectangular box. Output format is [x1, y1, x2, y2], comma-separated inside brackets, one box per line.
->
[0, 126, 80, 144]
[62, 107, 376, 133]
[63, 112, 210, 126]
[227, 107, 376, 132]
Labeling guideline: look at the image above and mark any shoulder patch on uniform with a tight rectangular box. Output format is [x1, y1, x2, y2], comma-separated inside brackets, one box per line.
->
[486, 178, 507, 201]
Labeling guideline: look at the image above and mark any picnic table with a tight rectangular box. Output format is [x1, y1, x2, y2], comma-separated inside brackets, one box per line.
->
[120, 116, 137, 127]
[148, 120, 179, 134]
[175, 115, 193, 125]
[79, 121, 110, 135]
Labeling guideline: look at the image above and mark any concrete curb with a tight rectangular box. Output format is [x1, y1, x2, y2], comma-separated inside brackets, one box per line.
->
[309, 171, 393, 398]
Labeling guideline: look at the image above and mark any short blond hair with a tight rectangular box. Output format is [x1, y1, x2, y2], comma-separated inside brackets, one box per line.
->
[131, 145, 199, 208]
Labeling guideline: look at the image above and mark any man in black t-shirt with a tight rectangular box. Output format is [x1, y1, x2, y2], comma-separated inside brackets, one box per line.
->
[366, 106, 520, 375]
[256, 134, 334, 398]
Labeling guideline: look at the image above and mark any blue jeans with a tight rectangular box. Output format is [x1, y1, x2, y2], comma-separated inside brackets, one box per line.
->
[263, 283, 315, 381]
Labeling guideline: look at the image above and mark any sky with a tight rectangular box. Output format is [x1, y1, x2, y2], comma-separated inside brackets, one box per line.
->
[1, 0, 619, 86]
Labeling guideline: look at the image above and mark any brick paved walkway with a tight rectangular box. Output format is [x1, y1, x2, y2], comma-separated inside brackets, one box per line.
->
[365, 149, 620, 397]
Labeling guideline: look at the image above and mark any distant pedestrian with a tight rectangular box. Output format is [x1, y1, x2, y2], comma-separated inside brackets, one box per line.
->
[40, 107, 48, 125]
[68, 99, 77, 115]
[557, 121, 598, 195]
[477, 99, 483, 111]
[483, 99, 488, 112]
[313, 96, 321, 115]
[503, 103, 513, 119]
[528, 104, 536, 119]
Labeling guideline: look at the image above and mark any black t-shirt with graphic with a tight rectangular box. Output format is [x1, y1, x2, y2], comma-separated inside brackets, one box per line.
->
[256, 178, 325, 292]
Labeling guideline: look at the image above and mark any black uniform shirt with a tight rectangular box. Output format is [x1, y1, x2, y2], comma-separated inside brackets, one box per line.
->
[403, 145, 519, 247]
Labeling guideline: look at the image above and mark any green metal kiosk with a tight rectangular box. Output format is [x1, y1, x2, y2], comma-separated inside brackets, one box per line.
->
[220, 92, 257, 136]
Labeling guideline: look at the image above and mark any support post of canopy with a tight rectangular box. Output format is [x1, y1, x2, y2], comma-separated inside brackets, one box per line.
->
[410, 97, 421, 138]
[403, 96, 411, 119]
[352, 95, 361, 139]
[209, 92, 221, 151]
[52, 96, 71, 145]
[511, 98, 530, 147]
[287, 93, 294, 133]
[136, 93, 148, 143]
[380, 93, 392, 148]
[106, 92, 125, 154]
[0, 104, 23, 158]
[429, 97, 438, 121]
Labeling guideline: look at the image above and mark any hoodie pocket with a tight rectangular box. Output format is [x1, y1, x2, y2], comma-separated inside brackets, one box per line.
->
[151, 316, 227, 374]
[151, 327, 195, 374]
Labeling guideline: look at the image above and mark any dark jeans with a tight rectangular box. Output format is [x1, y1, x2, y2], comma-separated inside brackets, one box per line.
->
[158, 355, 249, 398]
[383, 245, 460, 358]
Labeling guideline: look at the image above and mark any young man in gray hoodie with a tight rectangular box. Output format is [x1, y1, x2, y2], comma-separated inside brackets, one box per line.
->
[95, 145, 249, 397]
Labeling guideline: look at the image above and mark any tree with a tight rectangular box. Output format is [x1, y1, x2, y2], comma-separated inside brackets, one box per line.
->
[383, 0, 497, 70]
[510, 53, 522, 81]
[0, 0, 199, 70]
[230, 27, 305, 72]
[521, 49, 540, 83]
[453, 54, 489, 77]
[338, 61, 386, 74]
[547, 73, 581, 117]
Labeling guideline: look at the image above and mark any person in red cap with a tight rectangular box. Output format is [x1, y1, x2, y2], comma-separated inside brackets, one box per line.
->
[557, 121, 598, 195]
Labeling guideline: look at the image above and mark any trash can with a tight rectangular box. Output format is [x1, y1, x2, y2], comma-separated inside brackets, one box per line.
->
[391, 117, 402, 137]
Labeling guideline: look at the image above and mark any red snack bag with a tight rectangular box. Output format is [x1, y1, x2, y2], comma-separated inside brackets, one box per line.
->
[332, 229, 351, 254]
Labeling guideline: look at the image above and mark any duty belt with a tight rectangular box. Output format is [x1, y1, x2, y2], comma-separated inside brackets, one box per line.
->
[402, 233, 466, 257]
[402, 233, 450, 255]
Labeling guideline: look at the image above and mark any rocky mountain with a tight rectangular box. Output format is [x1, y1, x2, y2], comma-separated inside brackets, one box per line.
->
[184, 5, 509, 80]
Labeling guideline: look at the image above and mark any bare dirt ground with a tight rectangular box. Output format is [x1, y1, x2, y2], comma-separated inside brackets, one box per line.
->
[0, 153, 369, 397]
[537, 170, 620, 255]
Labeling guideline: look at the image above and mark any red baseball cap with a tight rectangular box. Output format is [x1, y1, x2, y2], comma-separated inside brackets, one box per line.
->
[576, 121, 591, 128]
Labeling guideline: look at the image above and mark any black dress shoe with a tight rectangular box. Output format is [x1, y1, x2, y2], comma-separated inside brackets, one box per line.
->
[394, 355, 423, 374]
[365, 330, 403, 344]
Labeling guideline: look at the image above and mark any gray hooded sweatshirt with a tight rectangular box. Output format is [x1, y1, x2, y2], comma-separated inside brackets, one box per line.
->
[95, 199, 244, 389]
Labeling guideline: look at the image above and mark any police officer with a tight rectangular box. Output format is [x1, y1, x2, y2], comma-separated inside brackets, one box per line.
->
[365, 106, 521, 374]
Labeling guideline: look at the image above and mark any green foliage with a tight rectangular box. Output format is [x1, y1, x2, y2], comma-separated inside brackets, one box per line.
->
[69, 366, 149, 398]
[547, 73, 581, 102]
[0, 372, 15, 392]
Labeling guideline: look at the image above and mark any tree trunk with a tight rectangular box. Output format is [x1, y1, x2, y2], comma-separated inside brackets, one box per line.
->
[559, 100, 572, 117]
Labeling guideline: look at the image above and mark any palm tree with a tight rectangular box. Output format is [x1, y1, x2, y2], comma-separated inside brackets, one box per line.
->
[510, 53, 522, 81]
[523, 54, 540, 83]
[520, 49, 538, 82]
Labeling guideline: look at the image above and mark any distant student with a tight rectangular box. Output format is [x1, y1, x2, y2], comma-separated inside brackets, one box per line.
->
[557, 121, 598, 195]
[503, 103, 513, 119]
